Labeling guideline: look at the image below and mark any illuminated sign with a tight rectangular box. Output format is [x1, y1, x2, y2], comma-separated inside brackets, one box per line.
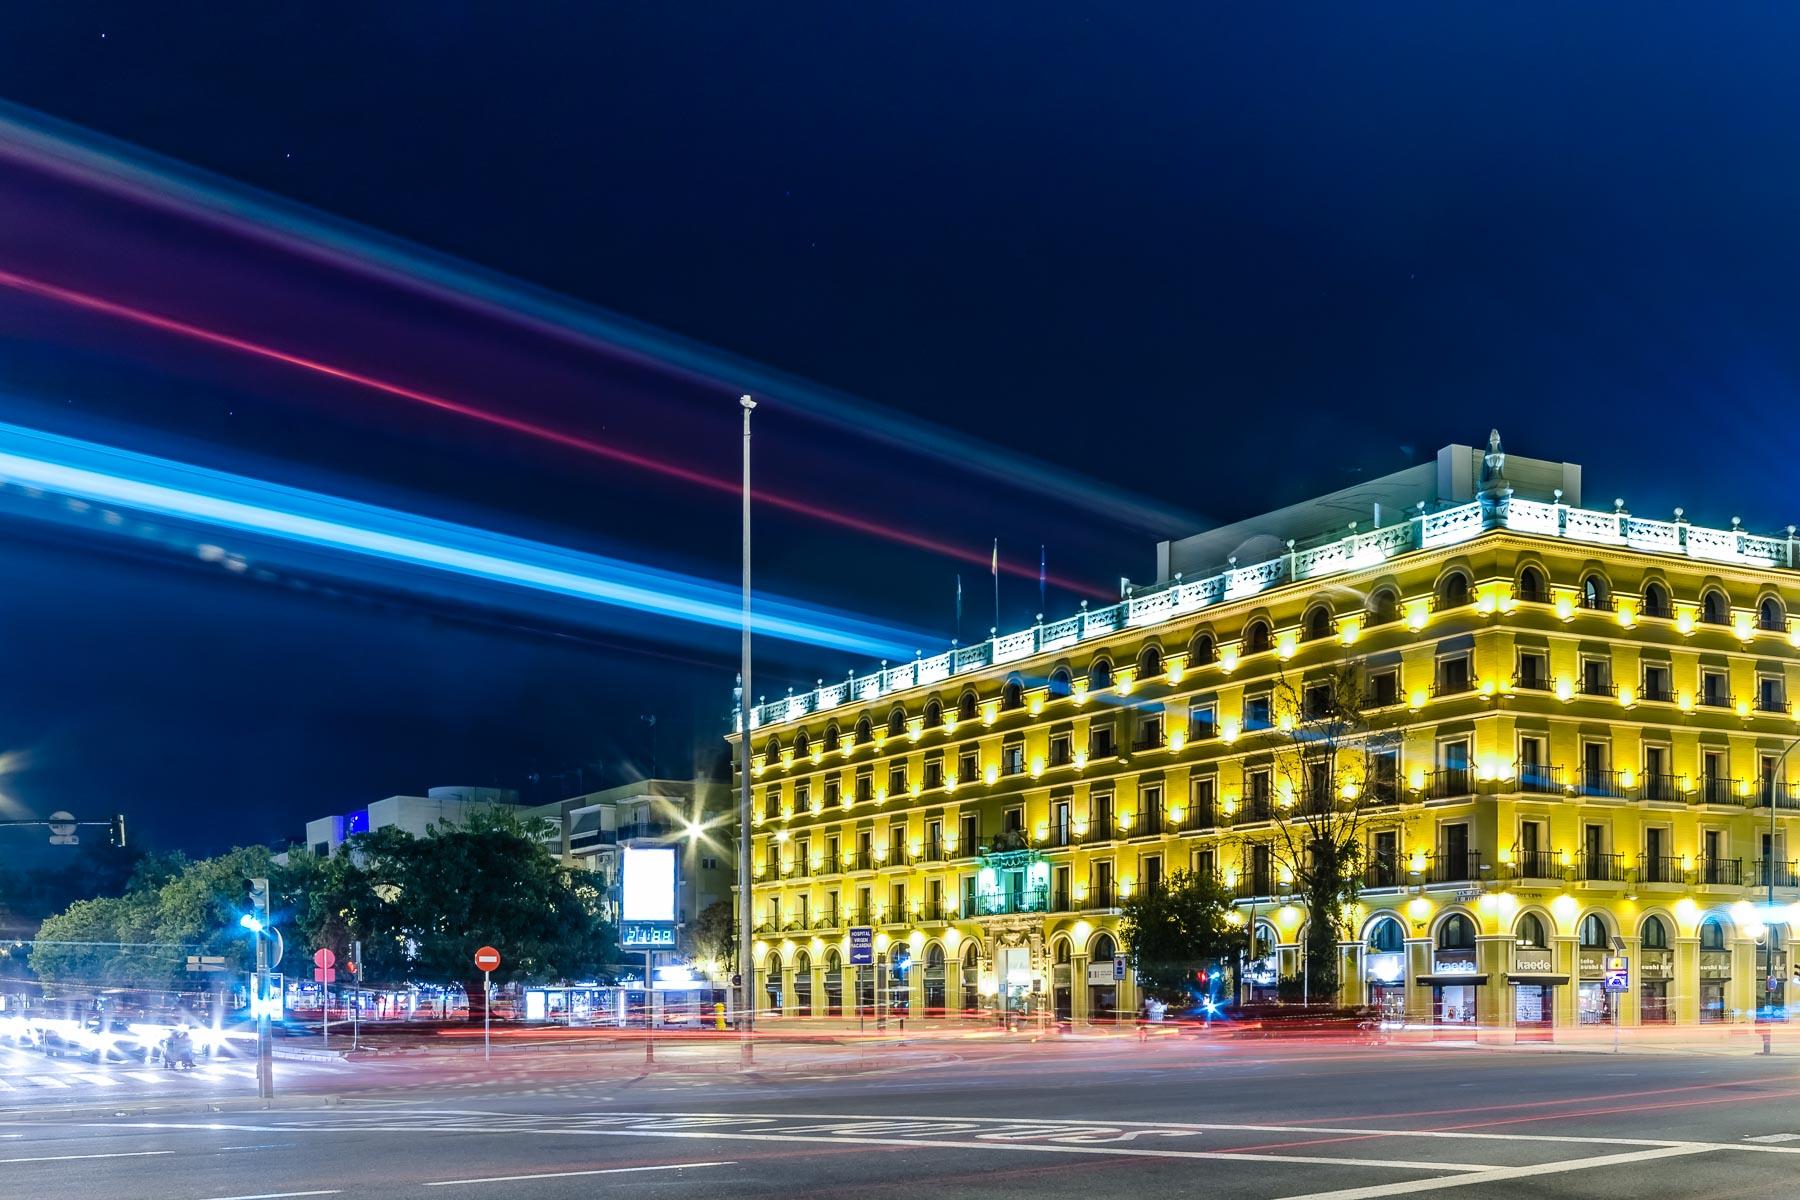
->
[621, 846, 677, 923]
[621, 922, 676, 949]
[1514, 950, 1555, 973]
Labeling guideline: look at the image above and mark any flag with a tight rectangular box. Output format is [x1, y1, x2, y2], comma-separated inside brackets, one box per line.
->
[991, 538, 998, 578]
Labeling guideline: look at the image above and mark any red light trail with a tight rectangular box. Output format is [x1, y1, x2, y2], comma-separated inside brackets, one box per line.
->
[0, 267, 1104, 597]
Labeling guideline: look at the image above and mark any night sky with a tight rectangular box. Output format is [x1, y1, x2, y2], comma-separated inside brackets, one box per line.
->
[2, 6, 1799, 855]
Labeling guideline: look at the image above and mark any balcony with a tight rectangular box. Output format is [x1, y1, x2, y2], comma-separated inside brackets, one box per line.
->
[916, 902, 954, 923]
[846, 851, 875, 872]
[1085, 882, 1119, 910]
[1697, 857, 1742, 886]
[1580, 852, 1627, 883]
[1362, 860, 1405, 889]
[1361, 778, 1403, 807]
[1697, 691, 1735, 710]
[1642, 772, 1683, 802]
[1046, 823, 1080, 848]
[1578, 768, 1628, 799]
[1510, 849, 1562, 881]
[1512, 670, 1552, 693]
[814, 912, 843, 930]
[1431, 676, 1475, 699]
[1427, 851, 1482, 884]
[1361, 684, 1402, 710]
[1759, 694, 1790, 714]
[1240, 792, 1275, 822]
[1578, 675, 1615, 698]
[1754, 783, 1800, 812]
[975, 885, 1052, 917]
[1639, 855, 1684, 885]
[1757, 860, 1800, 888]
[1188, 720, 1219, 743]
[1178, 804, 1218, 832]
[1516, 762, 1564, 795]
[1424, 768, 1474, 800]
[1234, 874, 1277, 900]
[1123, 808, 1166, 838]
[918, 839, 948, 862]
[1640, 679, 1674, 703]
[1698, 777, 1743, 807]
[845, 907, 874, 927]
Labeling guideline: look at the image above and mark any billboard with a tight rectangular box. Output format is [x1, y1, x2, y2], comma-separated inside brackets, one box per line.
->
[620, 845, 677, 923]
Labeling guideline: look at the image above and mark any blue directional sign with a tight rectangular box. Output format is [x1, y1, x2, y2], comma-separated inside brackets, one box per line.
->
[1113, 954, 1126, 981]
[1603, 955, 1629, 993]
[849, 926, 874, 966]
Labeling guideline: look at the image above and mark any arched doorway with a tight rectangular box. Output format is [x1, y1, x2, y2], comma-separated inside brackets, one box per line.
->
[1053, 939, 1073, 1020]
[1365, 916, 1407, 1019]
[960, 943, 981, 1014]
[764, 953, 783, 1016]
[793, 951, 813, 1016]
[1089, 933, 1119, 1021]
[923, 944, 947, 1014]
[889, 945, 913, 1016]
[823, 949, 843, 1017]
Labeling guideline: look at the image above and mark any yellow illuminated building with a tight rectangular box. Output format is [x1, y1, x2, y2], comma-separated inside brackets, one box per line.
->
[732, 434, 1800, 1032]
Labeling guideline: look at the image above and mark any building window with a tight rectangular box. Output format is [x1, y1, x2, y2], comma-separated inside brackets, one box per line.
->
[1701, 589, 1730, 625]
[1368, 589, 1400, 625]
[1642, 662, 1672, 703]
[1438, 571, 1471, 608]
[1002, 678, 1024, 711]
[1700, 669, 1730, 708]
[855, 771, 873, 803]
[958, 746, 979, 781]
[1002, 740, 1026, 775]
[1303, 607, 1333, 641]
[1641, 580, 1671, 618]
[1134, 712, 1163, 751]
[1089, 659, 1114, 691]
[1435, 653, 1472, 695]
[1048, 668, 1073, 698]
[888, 762, 908, 794]
[1365, 668, 1400, 707]
[1642, 916, 1670, 949]
[1581, 574, 1610, 610]
[1049, 729, 1073, 766]
[1516, 913, 1548, 948]
[1580, 656, 1612, 696]
[1762, 596, 1787, 632]
[1243, 620, 1272, 654]
[1090, 722, 1117, 758]
[1189, 700, 1217, 739]
[1244, 694, 1272, 730]
[923, 756, 944, 790]
[1517, 566, 1548, 603]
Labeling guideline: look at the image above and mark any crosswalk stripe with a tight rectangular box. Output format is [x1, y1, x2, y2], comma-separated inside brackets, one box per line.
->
[20, 1075, 70, 1089]
[127, 1071, 164, 1083]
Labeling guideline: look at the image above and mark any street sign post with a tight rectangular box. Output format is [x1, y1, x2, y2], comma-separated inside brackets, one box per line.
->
[314, 949, 337, 1047]
[1604, 956, 1629, 1054]
[849, 926, 874, 966]
[349, 940, 362, 1051]
[1113, 954, 1127, 982]
[474, 946, 500, 1062]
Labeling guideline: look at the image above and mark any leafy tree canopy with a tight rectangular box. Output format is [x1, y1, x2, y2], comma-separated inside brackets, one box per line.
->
[1120, 867, 1245, 1005]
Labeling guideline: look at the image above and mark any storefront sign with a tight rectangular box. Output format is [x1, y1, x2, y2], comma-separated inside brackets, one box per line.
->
[1431, 957, 1478, 976]
[1640, 951, 1673, 979]
[1085, 962, 1116, 986]
[1577, 951, 1605, 978]
[1514, 949, 1555, 973]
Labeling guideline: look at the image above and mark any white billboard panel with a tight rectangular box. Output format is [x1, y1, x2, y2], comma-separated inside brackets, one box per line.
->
[620, 845, 677, 923]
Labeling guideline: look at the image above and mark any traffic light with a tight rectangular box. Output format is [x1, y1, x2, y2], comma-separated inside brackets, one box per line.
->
[109, 814, 127, 849]
[247, 876, 270, 915]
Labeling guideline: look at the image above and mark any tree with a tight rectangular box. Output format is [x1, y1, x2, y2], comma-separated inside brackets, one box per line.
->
[1120, 867, 1245, 1006]
[1264, 659, 1395, 1002]
[334, 810, 617, 1022]
[682, 900, 735, 979]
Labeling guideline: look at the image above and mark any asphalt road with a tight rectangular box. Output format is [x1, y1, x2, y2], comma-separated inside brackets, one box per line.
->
[8, 1033, 1800, 1199]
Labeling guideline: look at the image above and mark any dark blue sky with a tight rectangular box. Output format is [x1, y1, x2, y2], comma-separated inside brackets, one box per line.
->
[1, 5, 1798, 853]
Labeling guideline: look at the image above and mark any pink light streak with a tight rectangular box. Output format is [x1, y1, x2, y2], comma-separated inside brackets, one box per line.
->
[0, 267, 1103, 596]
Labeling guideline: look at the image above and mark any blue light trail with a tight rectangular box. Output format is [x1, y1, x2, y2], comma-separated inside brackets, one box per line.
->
[0, 420, 926, 659]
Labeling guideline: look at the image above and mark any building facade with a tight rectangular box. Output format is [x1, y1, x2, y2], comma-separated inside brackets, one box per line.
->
[734, 434, 1800, 1032]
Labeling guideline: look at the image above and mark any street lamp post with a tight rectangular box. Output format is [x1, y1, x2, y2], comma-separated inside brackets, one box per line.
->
[738, 394, 757, 1064]
[1761, 740, 1800, 1043]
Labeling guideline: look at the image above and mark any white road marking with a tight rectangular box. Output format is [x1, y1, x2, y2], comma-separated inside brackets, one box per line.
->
[0, 1150, 175, 1164]
[1269, 1143, 1719, 1200]
[1746, 1133, 1800, 1143]
[426, 1161, 734, 1186]
[194, 1192, 340, 1200]
[19, 1076, 69, 1089]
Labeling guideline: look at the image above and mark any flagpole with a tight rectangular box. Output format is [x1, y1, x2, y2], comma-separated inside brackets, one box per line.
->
[1039, 544, 1046, 615]
[992, 538, 1000, 634]
[955, 574, 963, 644]
[737, 394, 756, 1065]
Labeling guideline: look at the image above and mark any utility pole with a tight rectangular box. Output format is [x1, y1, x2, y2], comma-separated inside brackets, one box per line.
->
[738, 393, 757, 1064]
[246, 876, 274, 1104]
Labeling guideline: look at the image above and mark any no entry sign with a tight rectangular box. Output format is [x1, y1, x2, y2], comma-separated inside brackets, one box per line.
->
[474, 945, 501, 971]
[313, 947, 336, 970]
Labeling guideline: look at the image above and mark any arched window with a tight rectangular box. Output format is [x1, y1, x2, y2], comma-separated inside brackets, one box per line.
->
[1761, 596, 1786, 632]
[793, 730, 810, 757]
[1701, 589, 1729, 625]
[1053, 939, 1071, 964]
[1251, 922, 1277, 960]
[957, 691, 979, 721]
[1092, 933, 1117, 962]
[1138, 644, 1164, 678]
[1243, 620, 1272, 654]
[1089, 659, 1114, 691]
[1368, 588, 1400, 626]
[1438, 571, 1471, 608]
[1304, 606, 1333, 642]
[1438, 914, 1476, 950]
[1700, 916, 1727, 951]
[1642, 580, 1671, 618]
[1190, 633, 1217, 665]
[823, 722, 841, 752]
[923, 699, 942, 728]
[1641, 915, 1669, 950]
[1582, 574, 1610, 610]
[1048, 667, 1073, 698]
[927, 943, 945, 968]
[762, 736, 781, 761]
[1515, 913, 1548, 949]
[1002, 678, 1024, 711]
[1579, 914, 1610, 950]
[1367, 917, 1404, 953]
[854, 716, 872, 745]
[1518, 566, 1547, 604]
[886, 708, 906, 738]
